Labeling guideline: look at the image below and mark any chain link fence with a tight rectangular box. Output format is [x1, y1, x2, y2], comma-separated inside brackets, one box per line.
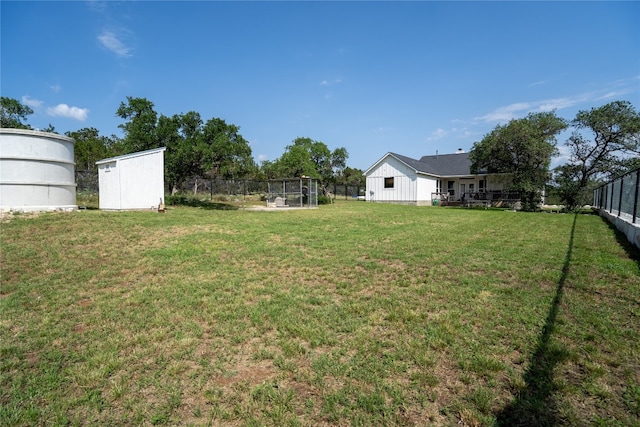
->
[76, 170, 99, 193]
[76, 171, 364, 201]
[329, 184, 365, 199]
[182, 177, 268, 198]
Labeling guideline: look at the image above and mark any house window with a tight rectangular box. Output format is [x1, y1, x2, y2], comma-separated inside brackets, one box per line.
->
[447, 180, 455, 196]
[384, 177, 394, 188]
[479, 180, 485, 192]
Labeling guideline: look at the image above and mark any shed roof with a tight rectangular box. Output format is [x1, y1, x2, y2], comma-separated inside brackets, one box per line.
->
[96, 147, 166, 165]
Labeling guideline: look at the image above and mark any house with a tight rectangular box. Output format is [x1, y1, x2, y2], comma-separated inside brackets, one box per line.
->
[96, 147, 166, 211]
[364, 150, 517, 206]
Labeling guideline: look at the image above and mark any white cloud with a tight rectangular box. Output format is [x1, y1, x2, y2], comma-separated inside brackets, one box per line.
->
[374, 126, 394, 133]
[536, 96, 587, 112]
[476, 102, 532, 123]
[427, 128, 447, 141]
[50, 84, 61, 93]
[22, 95, 43, 108]
[320, 79, 342, 86]
[594, 89, 633, 102]
[47, 104, 89, 121]
[98, 30, 133, 57]
[477, 95, 592, 123]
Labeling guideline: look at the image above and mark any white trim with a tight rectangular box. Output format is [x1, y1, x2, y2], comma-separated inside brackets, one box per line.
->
[96, 147, 166, 165]
[0, 128, 75, 144]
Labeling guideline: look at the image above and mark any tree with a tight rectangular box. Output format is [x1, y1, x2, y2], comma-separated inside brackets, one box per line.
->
[275, 137, 327, 178]
[1, 97, 33, 129]
[268, 137, 348, 196]
[159, 112, 206, 195]
[553, 100, 640, 210]
[200, 117, 254, 180]
[330, 147, 348, 183]
[470, 111, 568, 211]
[115, 96, 255, 194]
[116, 96, 160, 153]
[41, 124, 58, 134]
[340, 167, 366, 187]
[66, 127, 118, 171]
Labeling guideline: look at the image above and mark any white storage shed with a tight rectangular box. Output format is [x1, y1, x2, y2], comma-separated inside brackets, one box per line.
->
[96, 147, 166, 211]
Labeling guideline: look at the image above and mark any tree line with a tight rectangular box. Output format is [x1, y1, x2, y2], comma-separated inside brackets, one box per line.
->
[469, 100, 640, 211]
[2, 95, 638, 209]
[0, 96, 365, 196]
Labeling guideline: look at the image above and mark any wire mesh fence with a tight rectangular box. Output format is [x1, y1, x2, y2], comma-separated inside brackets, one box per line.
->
[266, 178, 318, 207]
[593, 167, 640, 224]
[183, 177, 269, 198]
[76, 172, 270, 198]
[76, 170, 99, 193]
[328, 183, 366, 199]
[75, 170, 366, 208]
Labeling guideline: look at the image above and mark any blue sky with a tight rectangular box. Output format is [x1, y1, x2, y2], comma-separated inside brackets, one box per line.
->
[2, 1, 639, 170]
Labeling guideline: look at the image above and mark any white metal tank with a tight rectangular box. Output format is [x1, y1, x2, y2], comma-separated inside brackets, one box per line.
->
[0, 128, 77, 212]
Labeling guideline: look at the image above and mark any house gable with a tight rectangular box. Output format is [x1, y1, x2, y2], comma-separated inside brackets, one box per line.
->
[365, 153, 425, 203]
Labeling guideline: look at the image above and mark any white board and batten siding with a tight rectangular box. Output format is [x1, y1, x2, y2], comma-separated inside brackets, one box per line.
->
[366, 156, 414, 203]
[416, 175, 438, 205]
[96, 147, 166, 211]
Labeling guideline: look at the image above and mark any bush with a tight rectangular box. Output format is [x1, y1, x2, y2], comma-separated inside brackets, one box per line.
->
[318, 195, 331, 205]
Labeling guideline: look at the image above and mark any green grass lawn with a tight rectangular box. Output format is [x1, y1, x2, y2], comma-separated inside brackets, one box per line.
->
[1, 202, 639, 426]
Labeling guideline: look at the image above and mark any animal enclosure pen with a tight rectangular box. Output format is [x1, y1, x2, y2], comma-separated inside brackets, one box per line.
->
[267, 177, 318, 208]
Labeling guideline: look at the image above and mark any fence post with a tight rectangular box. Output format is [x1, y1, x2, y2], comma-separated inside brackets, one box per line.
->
[609, 183, 613, 213]
[618, 176, 624, 217]
[634, 169, 639, 224]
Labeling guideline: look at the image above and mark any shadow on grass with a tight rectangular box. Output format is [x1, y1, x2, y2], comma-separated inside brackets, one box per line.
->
[496, 213, 578, 427]
[599, 216, 640, 272]
[167, 196, 239, 211]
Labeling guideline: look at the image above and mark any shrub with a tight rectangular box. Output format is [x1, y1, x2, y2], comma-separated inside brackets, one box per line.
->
[318, 195, 331, 205]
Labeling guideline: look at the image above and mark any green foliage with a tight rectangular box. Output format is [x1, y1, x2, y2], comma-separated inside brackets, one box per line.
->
[116, 96, 159, 153]
[0, 96, 33, 129]
[317, 194, 331, 205]
[200, 117, 255, 180]
[66, 127, 119, 171]
[41, 124, 57, 134]
[340, 166, 366, 187]
[115, 97, 255, 194]
[470, 111, 567, 211]
[554, 100, 640, 209]
[159, 112, 204, 193]
[265, 137, 349, 195]
[551, 164, 594, 211]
